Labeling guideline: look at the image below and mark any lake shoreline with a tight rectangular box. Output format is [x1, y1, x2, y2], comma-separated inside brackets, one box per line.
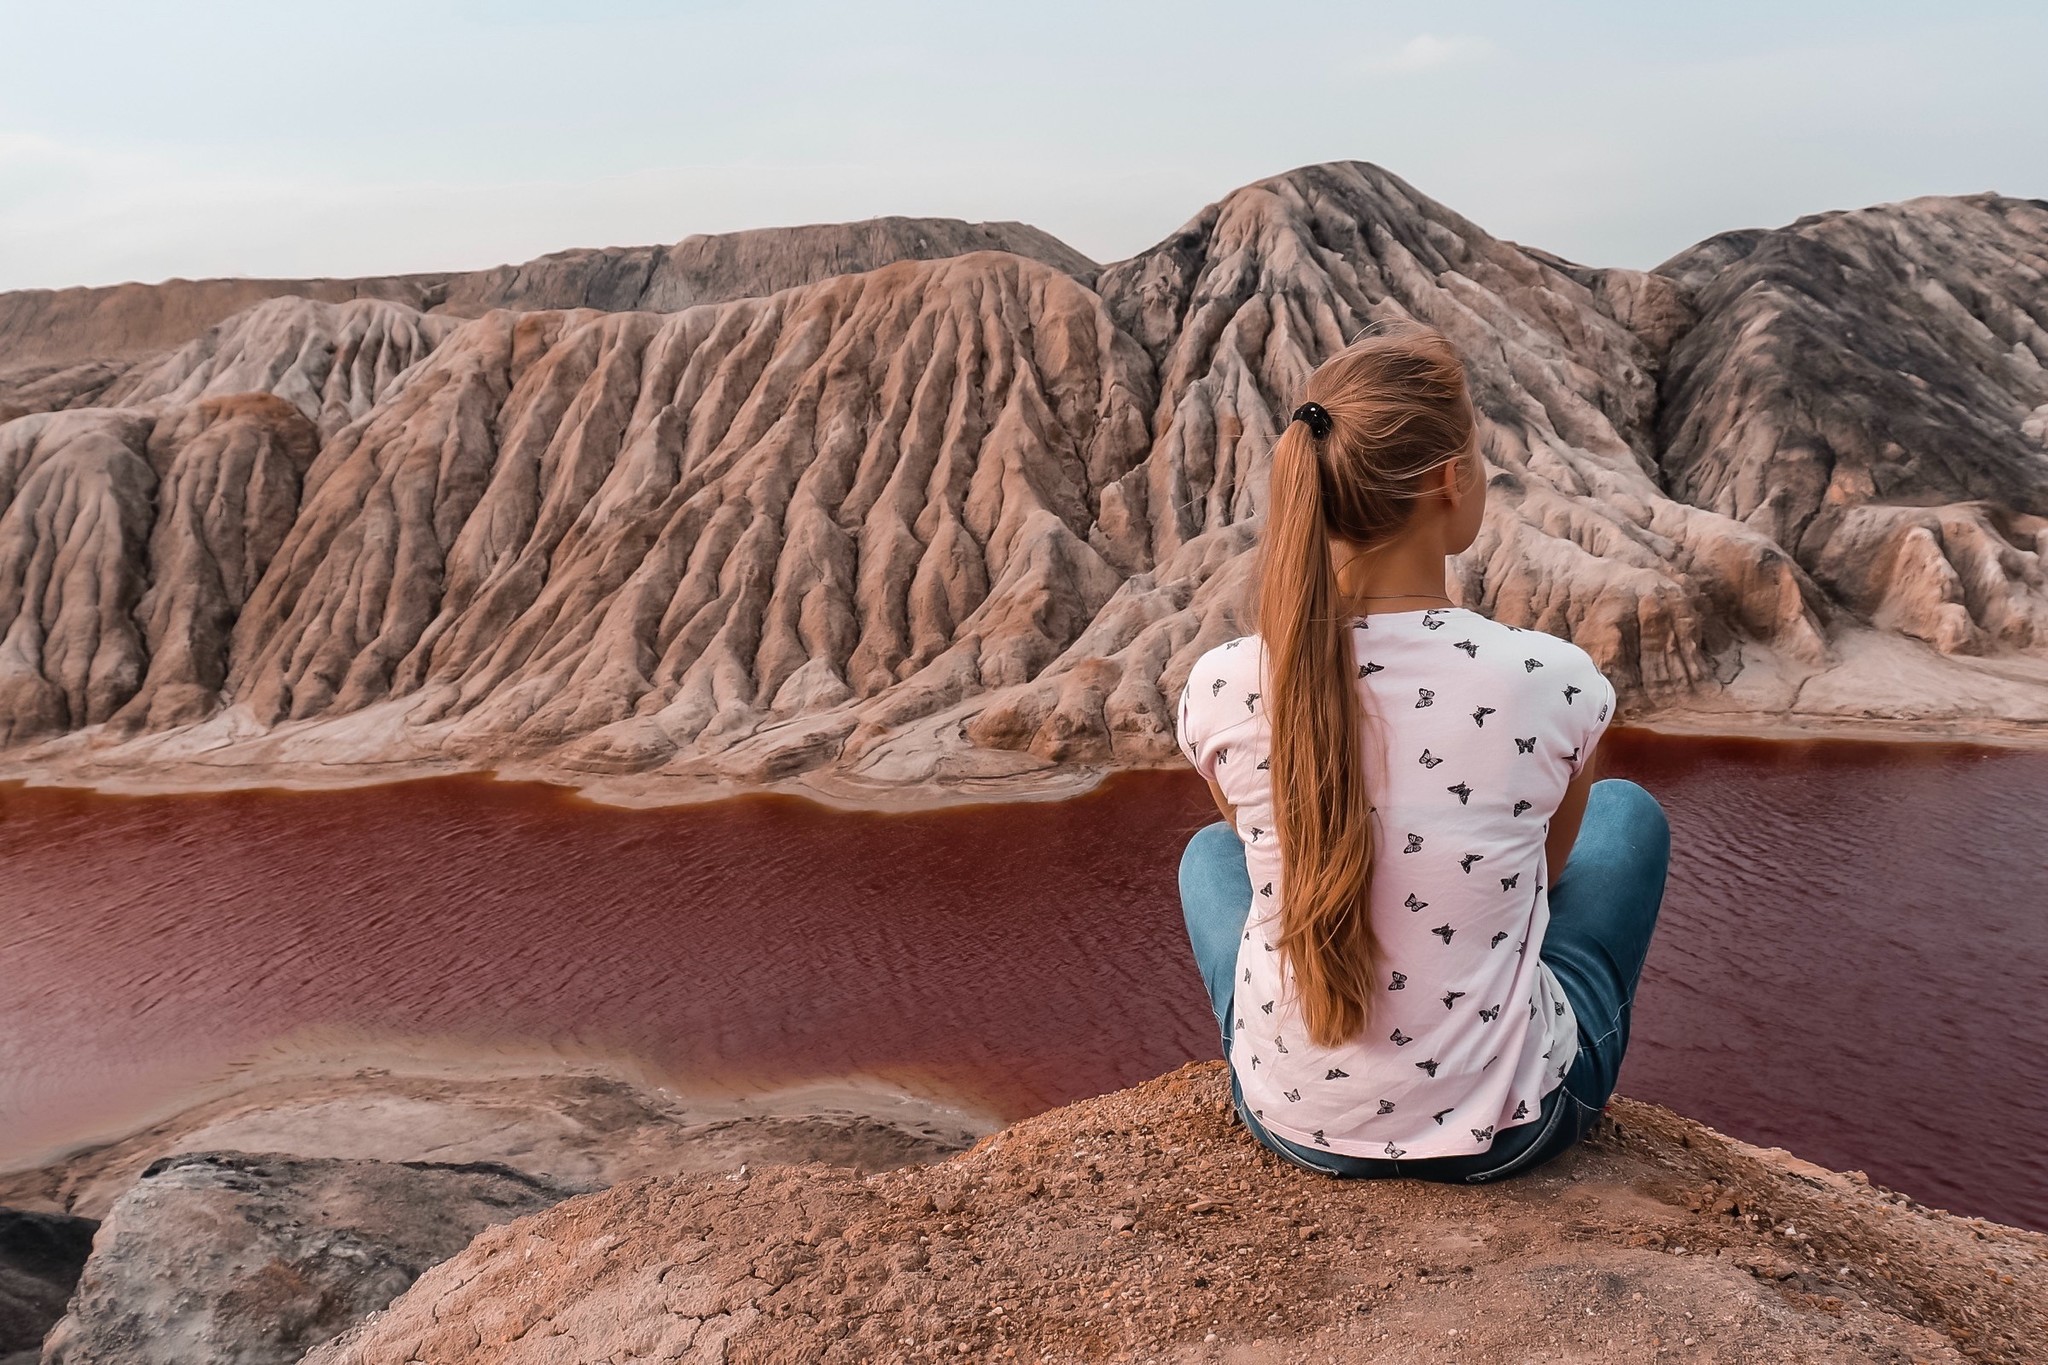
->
[4, 707, 2044, 814]
[0, 1046, 1002, 1219]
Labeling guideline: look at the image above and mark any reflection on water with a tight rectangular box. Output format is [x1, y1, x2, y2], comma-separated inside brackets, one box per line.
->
[1, 730, 2044, 1232]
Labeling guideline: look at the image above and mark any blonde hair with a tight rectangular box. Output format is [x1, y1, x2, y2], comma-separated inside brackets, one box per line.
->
[1257, 319, 1478, 1049]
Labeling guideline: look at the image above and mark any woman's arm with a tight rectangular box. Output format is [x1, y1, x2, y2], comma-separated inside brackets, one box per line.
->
[1544, 743, 1601, 885]
[1206, 777, 1237, 832]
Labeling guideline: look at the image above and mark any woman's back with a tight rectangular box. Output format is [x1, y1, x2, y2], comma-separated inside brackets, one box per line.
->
[1177, 605, 1616, 1158]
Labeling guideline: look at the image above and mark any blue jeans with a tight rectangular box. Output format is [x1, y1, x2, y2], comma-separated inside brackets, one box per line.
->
[1179, 778, 1670, 1182]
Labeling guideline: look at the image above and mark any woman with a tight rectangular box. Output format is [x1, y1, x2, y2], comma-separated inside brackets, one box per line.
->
[1175, 319, 1671, 1182]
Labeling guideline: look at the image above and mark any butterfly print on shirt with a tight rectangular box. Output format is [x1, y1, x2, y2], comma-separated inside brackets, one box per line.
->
[1261, 1000, 1275, 1014]
[1276, 1037, 1289, 1052]
[1472, 705, 1495, 726]
[1405, 892, 1428, 911]
[1419, 748, 1444, 768]
[1384, 1141, 1406, 1157]
[1377, 1099, 1396, 1114]
[1556, 1000, 1566, 1015]
[1447, 781, 1473, 804]
[1405, 834, 1424, 853]
[1563, 684, 1582, 704]
[1479, 1003, 1500, 1022]
[1599, 699, 1610, 721]
[1388, 971, 1407, 990]
[1313, 1129, 1329, 1146]
[1416, 688, 1434, 708]
[1248, 826, 1264, 842]
[1284, 1088, 1300, 1102]
[1524, 658, 1544, 672]
[1460, 853, 1484, 873]
[1358, 662, 1384, 678]
[1259, 882, 1273, 897]
[1432, 924, 1456, 944]
[1471, 1125, 1495, 1142]
[1244, 692, 1259, 713]
[1390, 1028, 1412, 1046]
[1454, 639, 1478, 658]
[1433, 1107, 1455, 1124]
[1515, 736, 1536, 754]
[1211, 678, 1225, 696]
[1256, 758, 1268, 771]
[1216, 747, 1227, 765]
[1491, 930, 1509, 948]
[1512, 800, 1532, 816]
[1421, 610, 1446, 630]
[1416, 1057, 1440, 1076]
[1324, 1067, 1349, 1080]
[1501, 873, 1520, 890]
[1563, 747, 1580, 770]
[1442, 990, 1466, 1008]
[1512, 1099, 1528, 1121]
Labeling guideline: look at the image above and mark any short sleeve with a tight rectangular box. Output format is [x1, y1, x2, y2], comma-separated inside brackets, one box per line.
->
[1176, 643, 1256, 783]
[1578, 666, 1618, 762]
[1175, 672, 1220, 781]
[1175, 675, 1203, 770]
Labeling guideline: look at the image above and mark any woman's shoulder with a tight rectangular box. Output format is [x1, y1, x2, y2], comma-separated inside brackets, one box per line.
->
[1460, 610, 1608, 680]
[1453, 611, 1616, 734]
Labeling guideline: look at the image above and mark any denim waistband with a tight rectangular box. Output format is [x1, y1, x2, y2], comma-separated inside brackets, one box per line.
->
[1231, 1054, 1579, 1182]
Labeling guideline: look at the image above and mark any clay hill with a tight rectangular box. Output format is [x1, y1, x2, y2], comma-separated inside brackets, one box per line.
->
[2, 163, 2045, 800]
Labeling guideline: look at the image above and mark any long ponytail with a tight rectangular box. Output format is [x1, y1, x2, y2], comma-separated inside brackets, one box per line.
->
[1259, 421, 1379, 1049]
[1255, 320, 1478, 1050]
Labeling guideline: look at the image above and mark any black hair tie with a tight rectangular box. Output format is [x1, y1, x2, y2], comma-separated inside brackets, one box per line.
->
[1292, 401, 1332, 439]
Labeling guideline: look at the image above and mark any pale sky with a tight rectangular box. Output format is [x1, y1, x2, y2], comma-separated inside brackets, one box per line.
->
[1, 1, 2042, 293]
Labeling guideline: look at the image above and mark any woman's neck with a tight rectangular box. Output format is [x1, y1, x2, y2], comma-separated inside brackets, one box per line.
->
[1329, 537, 1454, 616]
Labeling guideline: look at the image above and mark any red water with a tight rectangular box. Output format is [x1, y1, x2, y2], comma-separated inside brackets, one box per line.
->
[1, 732, 2044, 1232]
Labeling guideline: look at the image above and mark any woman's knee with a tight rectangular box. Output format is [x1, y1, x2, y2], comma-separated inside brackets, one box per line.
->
[1179, 821, 1244, 898]
[1589, 779, 1670, 859]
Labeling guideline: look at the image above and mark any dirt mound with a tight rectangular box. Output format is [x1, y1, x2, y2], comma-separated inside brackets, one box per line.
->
[306, 1061, 2043, 1364]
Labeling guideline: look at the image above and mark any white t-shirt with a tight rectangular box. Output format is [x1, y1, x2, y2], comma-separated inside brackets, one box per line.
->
[1175, 606, 1617, 1160]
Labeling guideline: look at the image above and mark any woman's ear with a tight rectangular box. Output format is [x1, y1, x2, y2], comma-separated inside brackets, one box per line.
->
[1434, 454, 1466, 505]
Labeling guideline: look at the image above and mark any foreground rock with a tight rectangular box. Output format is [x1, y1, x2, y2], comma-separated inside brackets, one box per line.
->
[305, 1061, 2043, 1365]
[39, 1151, 575, 1365]
[0, 1209, 97, 1362]
[0, 1069, 985, 1224]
